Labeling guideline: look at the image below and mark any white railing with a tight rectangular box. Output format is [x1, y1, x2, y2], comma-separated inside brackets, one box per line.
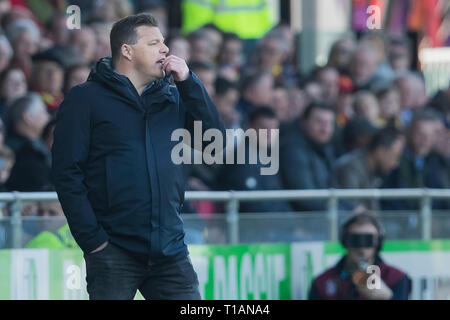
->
[2, 188, 450, 248]
[419, 47, 450, 95]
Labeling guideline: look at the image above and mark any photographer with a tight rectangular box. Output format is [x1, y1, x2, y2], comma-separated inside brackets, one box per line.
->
[308, 212, 411, 300]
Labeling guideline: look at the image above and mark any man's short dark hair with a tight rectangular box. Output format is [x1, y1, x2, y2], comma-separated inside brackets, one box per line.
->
[367, 126, 404, 152]
[110, 13, 158, 64]
[248, 106, 277, 125]
[302, 102, 334, 120]
[215, 77, 237, 97]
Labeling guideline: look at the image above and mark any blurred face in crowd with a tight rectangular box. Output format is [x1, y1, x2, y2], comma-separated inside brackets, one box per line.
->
[0, 40, 11, 72]
[250, 115, 279, 148]
[258, 37, 285, 70]
[190, 37, 213, 64]
[304, 107, 335, 145]
[328, 39, 356, 71]
[353, 92, 380, 125]
[373, 136, 405, 174]
[304, 82, 323, 104]
[168, 37, 190, 63]
[21, 98, 50, 138]
[271, 87, 290, 123]
[71, 28, 97, 64]
[409, 120, 439, 157]
[92, 23, 112, 61]
[195, 68, 216, 98]
[65, 66, 90, 92]
[203, 27, 222, 61]
[434, 127, 450, 158]
[32, 61, 64, 94]
[350, 48, 378, 86]
[317, 67, 339, 105]
[287, 87, 308, 119]
[378, 89, 401, 120]
[38, 201, 64, 217]
[13, 30, 38, 59]
[388, 43, 410, 71]
[1, 68, 27, 101]
[244, 73, 274, 106]
[220, 38, 242, 67]
[214, 87, 239, 127]
[346, 222, 379, 266]
[396, 76, 427, 110]
[48, 14, 69, 45]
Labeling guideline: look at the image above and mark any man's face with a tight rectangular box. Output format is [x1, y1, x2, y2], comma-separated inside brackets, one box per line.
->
[304, 108, 335, 144]
[221, 39, 242, 66]
[1, 68, 27, 101]
[247, 74, 274, 106]
[24, 101, 50, 135]
[129, 26, 169, 82]
[271, 87, 290, 122]
[317, 68, 339, 104]
[34, 61, 64, 94]
[346, 222, 379, 265]
[215, 88, 239, 120]
[409, 120, 438, 157]
[250, 116, 279, 148]
[351, 50, 377, 86]
[259, 37, 285, 68]
[376, 137, 405, 174]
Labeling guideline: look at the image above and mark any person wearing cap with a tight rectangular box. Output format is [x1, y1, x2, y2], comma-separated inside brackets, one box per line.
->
[308, 212, 411, 300]
[332, 126, 405, 211]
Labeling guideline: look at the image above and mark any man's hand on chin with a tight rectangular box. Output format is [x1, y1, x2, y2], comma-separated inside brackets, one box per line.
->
[161, 55, 189, 82]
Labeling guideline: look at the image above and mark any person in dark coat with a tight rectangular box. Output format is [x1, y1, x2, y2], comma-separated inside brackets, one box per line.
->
[279, 102, 337, 211]
[51, 14, 224, 300]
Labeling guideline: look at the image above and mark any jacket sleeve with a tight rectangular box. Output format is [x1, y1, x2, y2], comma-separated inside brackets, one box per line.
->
[51, 86, 109, 253]
[175, 71, 225, 151]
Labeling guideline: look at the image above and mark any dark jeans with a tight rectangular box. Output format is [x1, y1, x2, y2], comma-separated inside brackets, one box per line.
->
[83, 242, 201, 300]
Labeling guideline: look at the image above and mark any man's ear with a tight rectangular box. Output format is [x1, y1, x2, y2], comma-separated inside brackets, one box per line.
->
[121, 44, 133, 61]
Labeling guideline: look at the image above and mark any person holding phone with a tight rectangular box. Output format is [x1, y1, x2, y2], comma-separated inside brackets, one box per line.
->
[308, 212, 411, 300]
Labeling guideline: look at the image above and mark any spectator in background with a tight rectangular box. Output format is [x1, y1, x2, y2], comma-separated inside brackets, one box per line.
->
[0, 35, 13, 74]
[91, 22, 113, 62]
[218, 32, 243, 81]
[287, 86, 308, 121]
[280, 103, 337, 211]
[271, 85, 290, 124]
[25, 199, 77, 249]
[5, 93, 49, 154]
[236, 70, 274, 124]
[349, 44, 380, 91]
[309, 212, 411, 300]
[188, 29, 215, 64]
[394, 72, 428, 125]
[201, 24, 223, 63]
[327, 38, 357, 76]
[375, 86, 402, 126]
[30, 48, 65, 115]
[44, 12, 70, 47]
[189, 61, 216, 99]
[0, 117, 14, 191]
[213, 77, 241, 129]
[382, 110, 443, 210]
[0, 67, 27, 123]
[5, 18, 40, 80]
[6, 98, 51, 191]
[90, 0, 133, 23]
[63, 64, 90, 95]
[333, 127, 405, 210]
[386, 35, 412, 72]
[216, 107, 291, 213]
[353, 91, 382, 127]
[68, 27, 98, 65]
[167, 34, 191, 63]
[341, 116, 378, 153]
[135, 0, 168, 37]
[429, 81, 450, 126]
[314, 66, 340, 107]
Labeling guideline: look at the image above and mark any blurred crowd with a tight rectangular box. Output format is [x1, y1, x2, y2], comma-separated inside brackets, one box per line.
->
[0, 0, 447, 226]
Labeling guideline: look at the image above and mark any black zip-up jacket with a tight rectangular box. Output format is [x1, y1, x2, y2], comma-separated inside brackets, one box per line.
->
[51, 57, 224, 264]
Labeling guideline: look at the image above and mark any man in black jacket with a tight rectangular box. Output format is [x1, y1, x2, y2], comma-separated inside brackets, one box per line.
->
[51, 14, 224, 300]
